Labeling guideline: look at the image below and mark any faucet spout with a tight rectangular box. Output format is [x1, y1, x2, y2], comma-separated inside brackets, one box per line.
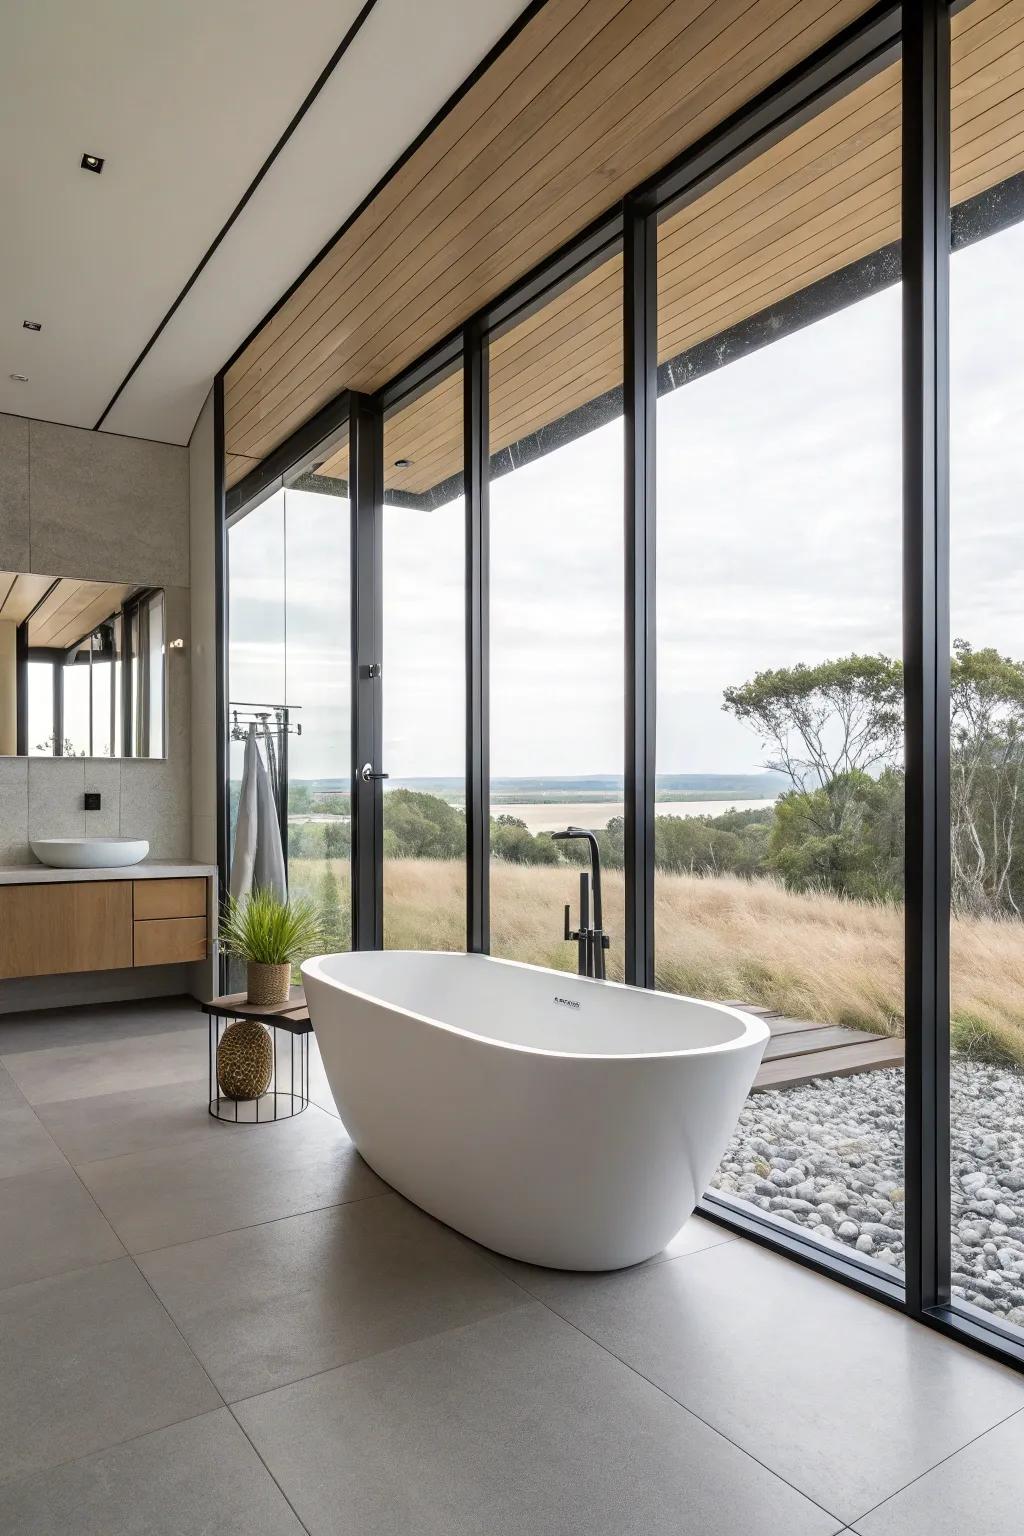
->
[552, 826, 609, 979]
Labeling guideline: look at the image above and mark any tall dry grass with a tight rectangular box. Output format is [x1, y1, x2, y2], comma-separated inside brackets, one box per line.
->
[294, 857, 1024, 1064]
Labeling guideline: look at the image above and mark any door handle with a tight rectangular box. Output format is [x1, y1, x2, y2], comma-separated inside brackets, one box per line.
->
[360, 763, 390, 782]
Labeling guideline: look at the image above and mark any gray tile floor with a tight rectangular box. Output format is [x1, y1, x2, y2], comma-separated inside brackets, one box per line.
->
[1, 997, 1023, 1534]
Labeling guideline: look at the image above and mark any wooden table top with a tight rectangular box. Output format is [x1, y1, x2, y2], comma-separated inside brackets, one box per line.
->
[200, 985, 312, 1033]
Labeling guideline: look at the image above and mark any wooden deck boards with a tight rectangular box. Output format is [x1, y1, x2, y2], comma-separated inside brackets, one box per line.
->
[744, 1006, 905, 1091]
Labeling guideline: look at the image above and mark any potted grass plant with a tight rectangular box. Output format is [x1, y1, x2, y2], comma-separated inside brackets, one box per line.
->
[215, 889, 326, 1101]
[219, 888, 326, 1007]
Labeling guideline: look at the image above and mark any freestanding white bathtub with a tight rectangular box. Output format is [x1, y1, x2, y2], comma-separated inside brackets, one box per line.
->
[302, 950, 769, 1270]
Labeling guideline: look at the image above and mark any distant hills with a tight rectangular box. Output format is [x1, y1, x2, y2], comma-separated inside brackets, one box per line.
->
[293, 772, 786, 802]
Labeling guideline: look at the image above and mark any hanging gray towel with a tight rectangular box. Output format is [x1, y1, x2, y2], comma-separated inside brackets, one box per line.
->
[230, 724, 287, 901]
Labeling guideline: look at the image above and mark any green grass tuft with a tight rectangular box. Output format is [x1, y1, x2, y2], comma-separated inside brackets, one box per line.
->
[219, 887, 326, 966]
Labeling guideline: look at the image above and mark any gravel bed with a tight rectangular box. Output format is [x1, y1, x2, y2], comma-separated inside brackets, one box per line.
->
[711, 1059, 1024, 1327]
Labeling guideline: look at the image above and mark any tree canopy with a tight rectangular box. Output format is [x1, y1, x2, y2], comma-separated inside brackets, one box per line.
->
[722, 653, 904, 792]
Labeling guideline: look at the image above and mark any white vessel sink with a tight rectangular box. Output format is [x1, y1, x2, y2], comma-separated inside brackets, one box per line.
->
[30, 838, 150, 869]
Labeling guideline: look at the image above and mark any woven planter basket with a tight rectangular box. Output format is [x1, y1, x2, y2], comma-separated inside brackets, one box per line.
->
[217, 1020, 273, 1100]
[246, 961, 292, 1007]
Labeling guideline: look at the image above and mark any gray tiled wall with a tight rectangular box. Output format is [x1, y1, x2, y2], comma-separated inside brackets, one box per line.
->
[0, 414, 191, 862]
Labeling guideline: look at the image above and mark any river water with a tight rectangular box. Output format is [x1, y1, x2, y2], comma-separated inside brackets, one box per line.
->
[494, 797, 775, 833]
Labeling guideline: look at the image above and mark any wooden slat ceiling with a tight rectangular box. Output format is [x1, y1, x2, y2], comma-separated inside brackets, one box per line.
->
[309, 0, 1024, 504]
[31, 579, 134, 650]
[0, 571, 55, 627]
[225, 0, 880, 484]
[0, 572, 136, 649]
[33, 581, 135, 650]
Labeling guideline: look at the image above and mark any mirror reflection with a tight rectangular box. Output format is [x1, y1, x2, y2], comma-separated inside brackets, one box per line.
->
[0, 573, 166, 759]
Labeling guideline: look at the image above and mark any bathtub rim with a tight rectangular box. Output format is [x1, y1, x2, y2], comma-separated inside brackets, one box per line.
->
[301, 949, 770, 1063]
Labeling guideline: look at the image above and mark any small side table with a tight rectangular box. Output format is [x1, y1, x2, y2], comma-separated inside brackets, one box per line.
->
[201, 987, 312, 1124]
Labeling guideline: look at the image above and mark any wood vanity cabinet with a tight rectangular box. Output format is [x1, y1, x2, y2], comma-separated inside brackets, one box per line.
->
[0, 876, 208, 980]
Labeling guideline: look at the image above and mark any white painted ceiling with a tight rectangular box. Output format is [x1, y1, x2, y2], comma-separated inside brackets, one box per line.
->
[0, 0, 528, 445]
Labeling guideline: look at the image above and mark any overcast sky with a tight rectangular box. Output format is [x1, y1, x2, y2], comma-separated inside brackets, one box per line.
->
[228, 218, 1024, 783]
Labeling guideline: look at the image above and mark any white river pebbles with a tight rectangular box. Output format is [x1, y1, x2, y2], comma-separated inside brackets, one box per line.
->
[711, 1060, 1024, 1326]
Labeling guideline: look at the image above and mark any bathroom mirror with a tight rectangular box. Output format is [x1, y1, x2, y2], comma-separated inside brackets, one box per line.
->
[0, 572, 167, 759]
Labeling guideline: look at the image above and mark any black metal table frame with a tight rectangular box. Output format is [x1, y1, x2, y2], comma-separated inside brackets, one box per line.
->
[207, 1010, 311, 1123]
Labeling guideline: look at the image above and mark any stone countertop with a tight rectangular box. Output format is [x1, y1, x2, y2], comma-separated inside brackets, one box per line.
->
[0, 861, 217, 885]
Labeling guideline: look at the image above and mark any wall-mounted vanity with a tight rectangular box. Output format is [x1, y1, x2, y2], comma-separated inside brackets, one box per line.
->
[0, 863, 215, 981]
[0, 562, 207, 1001]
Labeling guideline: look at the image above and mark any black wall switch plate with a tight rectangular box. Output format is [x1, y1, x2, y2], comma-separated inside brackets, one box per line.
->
[84, 792, 101, 811]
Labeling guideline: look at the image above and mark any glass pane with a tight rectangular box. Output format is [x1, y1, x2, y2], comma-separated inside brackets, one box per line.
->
[91, 656, 113, 757]
[227, 436, 352, 963]
[656, 63, 905, 1273]
[489, 253, 625, 975]
[27, 661, 54, 755]
[949, 0, 1024, 1332]
[228, 491, 286, 874]
[283, 451, 352, 957]
[63, 662, 91, 759]
[146, 593, 165, 759]
[382, 370, 466, 950]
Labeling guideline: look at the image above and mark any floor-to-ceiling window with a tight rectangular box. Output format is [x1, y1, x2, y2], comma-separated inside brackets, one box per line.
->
[655, 62, 906, 1272]
[948, 0, 1024, 1333]
[228, 430, 351, 956]
[217, 0, 1024, 1371]
[488, 255, 625, 976]
[382, 371, 466, 950]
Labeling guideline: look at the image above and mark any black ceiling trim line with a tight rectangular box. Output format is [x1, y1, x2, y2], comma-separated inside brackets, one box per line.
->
[0, 407, 183, 449]
[92, 0, 382, 432]
[219, 0, 554, 379]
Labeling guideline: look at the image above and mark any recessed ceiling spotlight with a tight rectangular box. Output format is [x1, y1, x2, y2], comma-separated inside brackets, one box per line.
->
[393, 458, 412, 469]
[22, 320, 42, 332]
[9, 373, 29, 383]
[80, 153, 104, 173]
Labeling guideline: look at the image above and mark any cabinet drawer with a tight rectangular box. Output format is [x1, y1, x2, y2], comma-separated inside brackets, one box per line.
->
[0, 882, 133, 979]
[133, 878, 207, 921]
[133, 916, 208, 967]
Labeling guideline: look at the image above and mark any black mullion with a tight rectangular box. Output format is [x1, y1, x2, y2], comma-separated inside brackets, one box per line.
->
[214, 376, 231, 917]
[902, 0, 952, 1318]
[623, 195, 657, 990]
[464, 321, 490, 954]
[349, 391, 385, 950]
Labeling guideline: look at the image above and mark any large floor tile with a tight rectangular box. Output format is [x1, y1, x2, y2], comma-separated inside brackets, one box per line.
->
[140, 1193, 527, 1401]
[0, 1104, 66, 1179]
[78, 1105, 385, 1251]
[0, 1064, 25, 1110]
[855, 1408, 1024, 1534]
[525, 1238, 1024, 1524]
[35, 1077, 231, 1165]
[0, 1408, 304, 1535]
[0, 1257, 221, 1482]
[0, 995, 199, 1055]
[0, 1165, 124, 1290]
[236, 1304, 839, 1536]
[1, 1003, 206, 1105]
[484, 1212, 735, 1299]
